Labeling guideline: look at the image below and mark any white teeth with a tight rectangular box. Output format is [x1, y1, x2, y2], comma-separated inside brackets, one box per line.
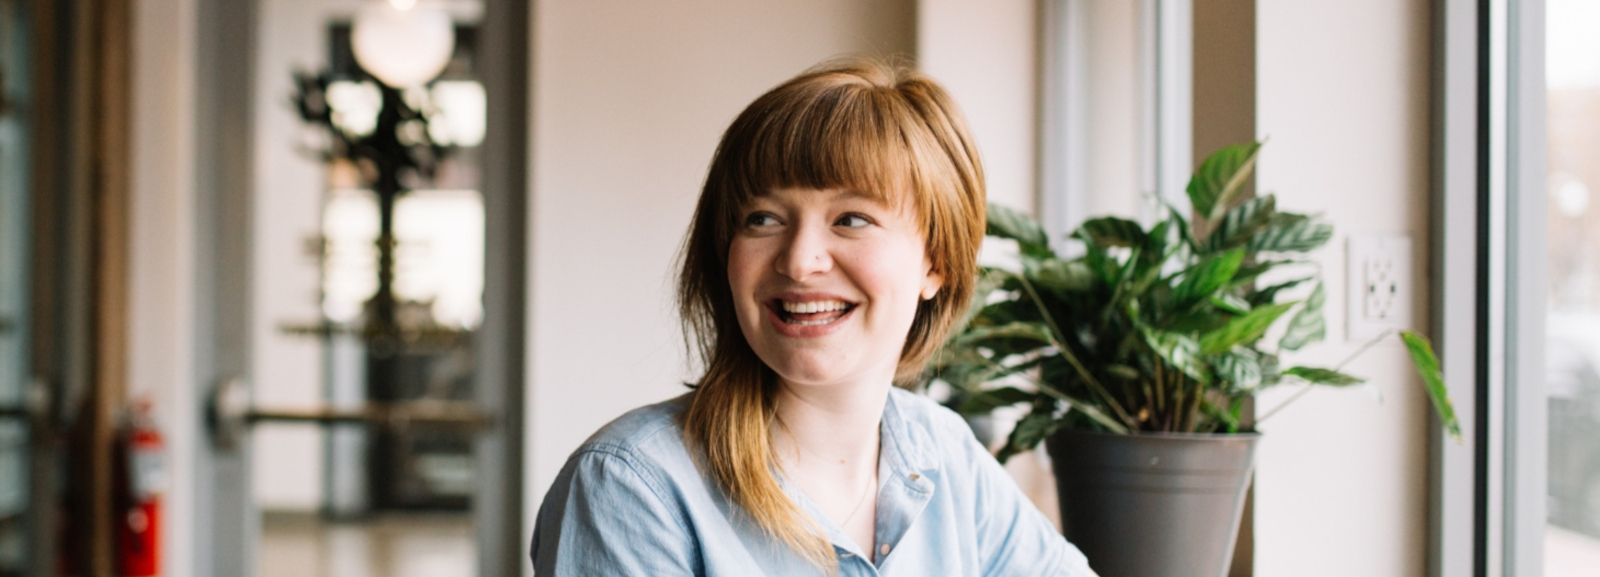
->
[781, 300, 849, 314]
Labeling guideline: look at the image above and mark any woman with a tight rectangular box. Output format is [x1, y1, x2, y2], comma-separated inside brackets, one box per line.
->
[531, 59, 1095, 576]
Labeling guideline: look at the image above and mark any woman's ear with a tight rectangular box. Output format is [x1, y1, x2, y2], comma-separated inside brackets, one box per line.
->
[920, 269, 943, 301]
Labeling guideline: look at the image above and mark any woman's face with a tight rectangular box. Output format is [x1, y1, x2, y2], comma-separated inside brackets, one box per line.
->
[727, 187, 942, 391]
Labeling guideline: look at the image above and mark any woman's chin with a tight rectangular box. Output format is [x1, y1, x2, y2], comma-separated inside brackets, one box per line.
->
[766, 362, 849, 389]
[764, 359, 895, 395]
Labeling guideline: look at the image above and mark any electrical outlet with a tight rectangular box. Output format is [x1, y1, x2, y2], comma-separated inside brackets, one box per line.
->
[1346, 236, 1413, 341]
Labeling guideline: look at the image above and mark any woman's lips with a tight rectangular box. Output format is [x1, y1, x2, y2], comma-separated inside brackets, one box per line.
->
[765, 298, 857, 337]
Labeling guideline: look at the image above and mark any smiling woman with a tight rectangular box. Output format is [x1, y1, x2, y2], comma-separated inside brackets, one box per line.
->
[530, 60, 1096, 576]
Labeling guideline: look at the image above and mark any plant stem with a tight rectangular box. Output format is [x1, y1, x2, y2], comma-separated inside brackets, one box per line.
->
[1158, 358, 1171, 415]
[969, 353, 1130, 434]
[1256, 329, 1397, 425]
[1331, 329, 1396, 371]
[1254, 384, 1314, 423]
[1014, 274, 1138, 428]
[1187, 375, 1205, 433]
[1169, 370, 1183, 432]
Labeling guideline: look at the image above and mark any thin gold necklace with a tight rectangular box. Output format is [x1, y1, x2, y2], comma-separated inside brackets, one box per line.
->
[773, 415, 880, 527]
[839, 464, 878, 528]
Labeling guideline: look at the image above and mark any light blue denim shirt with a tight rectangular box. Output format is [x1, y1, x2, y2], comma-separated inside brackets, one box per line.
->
[531, 387, 1096, 576]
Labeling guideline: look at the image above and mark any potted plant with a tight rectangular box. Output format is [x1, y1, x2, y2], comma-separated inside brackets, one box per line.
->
[928, 142, 1461, 577]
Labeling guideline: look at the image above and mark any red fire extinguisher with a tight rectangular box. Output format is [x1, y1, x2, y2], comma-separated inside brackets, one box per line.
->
[118, 400, 163, 576]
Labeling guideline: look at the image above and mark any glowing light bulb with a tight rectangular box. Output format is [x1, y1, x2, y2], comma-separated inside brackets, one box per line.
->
[352, 0, 454, 88]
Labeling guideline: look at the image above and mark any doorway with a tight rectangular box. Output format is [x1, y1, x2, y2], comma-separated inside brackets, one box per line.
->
[176, 0, 528, 575]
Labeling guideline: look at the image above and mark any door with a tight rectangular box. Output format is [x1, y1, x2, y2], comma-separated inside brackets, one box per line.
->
[0, 2, 39, 574]
[0, 1, 121, 575]
[186, 0, 528, 576]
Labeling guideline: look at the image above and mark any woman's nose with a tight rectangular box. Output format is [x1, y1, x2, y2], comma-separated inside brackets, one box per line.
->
[774, 224, 831, 280]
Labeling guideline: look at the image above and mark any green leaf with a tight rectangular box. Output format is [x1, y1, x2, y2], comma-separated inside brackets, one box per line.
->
[1279, 281, 1327, 351]
[1198, 302, 1296, 355]
[1248, 276, 1314, 307]
[1230, 259, 1311, 289]
[1082, 241, 1120, 284]
[1075, 217, 1146, 248]
[1202, 195, 1277, 253]
[1248, 213, 1334, 253]
[950, 268, 1010, 337]
[1258, 352, 1283, 387]
[1164, 309, 1232, 335]
[1211, 293, 1253, 315]
[1032, 260, 1097, 293]
[1106, 247, 1163, 316]
[1399, 330, 1463, 442]
[1145, 219, 1173, 262]
[971, 298, 1038, 329]
[929, 344, 986, 369]
[1171, 249, 1246, 309]
[1105, 364, 1142, 381]
[1063, 398, 1131, 435]
[1282, 366, 1365, 386]
[1214, 349, 1264, 391]
[987, 203, 1053, 258]
[1165, 201, 1199, 251]
[1141, 328, 1208, 383]
[998, 410, 1061, 463]
[958, 386, 1036, 415]
[1186, 142, 1263, 222]
[952, 321, 1056, 349]
[1199, 397, 1246, 433]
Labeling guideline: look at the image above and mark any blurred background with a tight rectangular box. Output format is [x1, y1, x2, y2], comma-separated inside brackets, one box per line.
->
[0, 0, 1595, 576]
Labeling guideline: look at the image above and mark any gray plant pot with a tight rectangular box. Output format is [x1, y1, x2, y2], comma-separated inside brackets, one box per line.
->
[1046, 429, 1260, 577]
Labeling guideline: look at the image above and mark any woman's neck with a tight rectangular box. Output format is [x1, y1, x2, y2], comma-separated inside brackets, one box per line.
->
[770, 377, 889, 474]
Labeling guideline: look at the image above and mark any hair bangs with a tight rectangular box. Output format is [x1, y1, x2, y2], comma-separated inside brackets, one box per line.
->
[728, 79, 921, 215]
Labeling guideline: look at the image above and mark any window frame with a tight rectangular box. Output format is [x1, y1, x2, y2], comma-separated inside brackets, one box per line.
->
[1430, 0, 1547, 575]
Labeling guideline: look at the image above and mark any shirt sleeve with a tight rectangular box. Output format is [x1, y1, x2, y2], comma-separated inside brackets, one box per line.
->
[969, 437, 1097, 577]
[531, 448, 699, 576]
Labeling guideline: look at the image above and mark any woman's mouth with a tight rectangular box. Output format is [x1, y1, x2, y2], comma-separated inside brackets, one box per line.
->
[771, 299, 856, 327]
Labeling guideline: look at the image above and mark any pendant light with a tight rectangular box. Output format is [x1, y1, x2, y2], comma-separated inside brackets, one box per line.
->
[350, 0, 455, 88]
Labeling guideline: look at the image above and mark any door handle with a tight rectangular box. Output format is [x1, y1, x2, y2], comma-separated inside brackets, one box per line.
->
[207, 377, 494, 450]
[0, 377, 53, 429]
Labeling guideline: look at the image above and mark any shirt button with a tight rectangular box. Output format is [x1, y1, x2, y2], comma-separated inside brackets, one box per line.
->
[909, 474, 920, 481]
[879, 544, 890, 556]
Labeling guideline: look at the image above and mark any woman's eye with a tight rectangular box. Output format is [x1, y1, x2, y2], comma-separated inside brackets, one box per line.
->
[835, 213, 871, 228]
[744, 213, 779, 227]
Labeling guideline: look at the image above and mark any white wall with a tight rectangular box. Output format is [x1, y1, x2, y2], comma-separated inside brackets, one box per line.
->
[1252, 1, 1434, 575]
[130, 0, 199, 574]
[917, 0, 1038, 212]
[523, 0, 917, 544]
[251, 0, 340, 512]
[1079, 0, 1144, 221]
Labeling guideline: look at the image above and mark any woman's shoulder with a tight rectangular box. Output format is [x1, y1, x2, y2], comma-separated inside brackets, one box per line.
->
[542, 392, 703, 517]
[572, 392, 694, 465]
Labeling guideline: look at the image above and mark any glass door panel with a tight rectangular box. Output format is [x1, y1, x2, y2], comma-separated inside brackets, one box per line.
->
[0, 0, 32, 573]
[1544, 0, 1600, 573]
[251, 1, 489, 576]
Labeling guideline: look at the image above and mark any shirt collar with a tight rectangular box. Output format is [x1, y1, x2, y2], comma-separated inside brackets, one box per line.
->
[880, 388, 939, 478]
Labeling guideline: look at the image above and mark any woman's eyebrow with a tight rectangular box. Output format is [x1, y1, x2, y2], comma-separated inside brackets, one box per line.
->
[831, 190, 898, 206]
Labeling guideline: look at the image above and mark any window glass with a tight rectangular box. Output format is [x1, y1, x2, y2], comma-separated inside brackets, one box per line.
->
[0, 0, 30, 571]
[1543, 0, 1600, 572]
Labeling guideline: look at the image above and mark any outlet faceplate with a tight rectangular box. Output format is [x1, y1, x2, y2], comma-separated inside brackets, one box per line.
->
[1346, 236, 1413, 341]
